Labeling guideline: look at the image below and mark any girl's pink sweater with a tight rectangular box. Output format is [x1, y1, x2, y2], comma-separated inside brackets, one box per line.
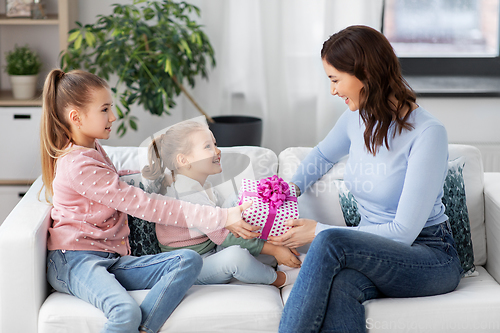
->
[47, 141, 228, 256]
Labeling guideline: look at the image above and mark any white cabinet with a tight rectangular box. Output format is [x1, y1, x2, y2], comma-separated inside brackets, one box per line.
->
[0, 185, 30, 224]
[0, 106, 42, 224]
[0, 107, 42, 181]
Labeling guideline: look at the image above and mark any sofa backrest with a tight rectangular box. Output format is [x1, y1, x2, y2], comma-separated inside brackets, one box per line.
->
[103, 144, 487, 266]
[278, 144, 487, 265]
[102, 145, 278, 204]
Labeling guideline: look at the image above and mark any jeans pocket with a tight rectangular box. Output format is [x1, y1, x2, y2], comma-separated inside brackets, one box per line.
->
[47, 250, 71, 295]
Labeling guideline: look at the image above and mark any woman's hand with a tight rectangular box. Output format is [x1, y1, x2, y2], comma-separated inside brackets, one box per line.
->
[267, 219, 317, 248]
[225, 201, 261, 239]
[290, 182, 301, 197]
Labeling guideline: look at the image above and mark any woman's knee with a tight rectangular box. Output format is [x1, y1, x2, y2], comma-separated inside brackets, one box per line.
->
[331, 269, 380, 303]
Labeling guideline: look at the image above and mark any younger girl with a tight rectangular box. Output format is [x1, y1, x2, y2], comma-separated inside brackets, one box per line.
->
[41, 69, 255, 333]
[142, 120, 302, 287]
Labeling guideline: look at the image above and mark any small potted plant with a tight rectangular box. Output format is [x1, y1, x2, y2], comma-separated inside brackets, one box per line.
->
[4, 44, 42, 100]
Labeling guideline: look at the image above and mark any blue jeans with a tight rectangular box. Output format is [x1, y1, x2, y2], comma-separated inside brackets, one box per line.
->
[47, 249, 202, 333]
[195, 245, 277, 285]
[279, 221, 462, 333]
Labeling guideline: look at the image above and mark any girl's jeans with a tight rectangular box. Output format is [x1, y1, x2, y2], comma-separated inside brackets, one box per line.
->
[195, 245, 277, 285]
[47, 249, 202, 333]
[279, 221, 462, 333]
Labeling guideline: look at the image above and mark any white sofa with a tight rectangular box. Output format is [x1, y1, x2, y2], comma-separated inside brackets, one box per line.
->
[1, 144, 500, 333]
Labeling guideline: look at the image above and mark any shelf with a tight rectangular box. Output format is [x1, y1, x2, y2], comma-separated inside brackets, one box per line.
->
[0, 179, 35, 186]
[406, 76, 500, 98]
[0, 14, 59, 25]
[0, 90, 42, 106]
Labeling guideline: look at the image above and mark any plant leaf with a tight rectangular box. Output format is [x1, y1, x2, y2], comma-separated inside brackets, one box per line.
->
[180, 39, 192, 59]
[68, 29, 81, 43]
[74, 34, 83, 50]
[85, 30, 96, 48]
[129, 118, 138, 130]
[117, 122, 126, 137]
[164, 58, 173, 76]
[116, 104, 124, 118]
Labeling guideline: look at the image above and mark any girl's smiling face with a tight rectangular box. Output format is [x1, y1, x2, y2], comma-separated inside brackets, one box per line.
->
[71, 87, 116, 148]
[179, 129, 222, 185]
[322, 59, 364, 111]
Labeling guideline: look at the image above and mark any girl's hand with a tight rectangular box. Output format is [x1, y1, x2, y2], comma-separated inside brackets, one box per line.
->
[267, 219, 317, 248]
[225, 201, 261, 239]
[274, 246, 302, 268]
[261, 242, 301, 268]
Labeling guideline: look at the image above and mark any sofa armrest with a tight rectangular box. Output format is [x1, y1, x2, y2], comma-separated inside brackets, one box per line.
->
[484, 172, 500, 283]
[0, 177, 52, 332]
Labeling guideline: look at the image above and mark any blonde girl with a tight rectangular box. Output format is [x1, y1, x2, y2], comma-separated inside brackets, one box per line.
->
[41, 69, 255, 333]
[142, 120, 302, 288]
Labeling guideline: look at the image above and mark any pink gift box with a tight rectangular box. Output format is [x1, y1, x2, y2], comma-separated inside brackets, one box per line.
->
[238, 176, 299, 240]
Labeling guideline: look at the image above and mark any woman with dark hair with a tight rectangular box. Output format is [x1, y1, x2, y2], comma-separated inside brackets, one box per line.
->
[268, 25, 462, 332]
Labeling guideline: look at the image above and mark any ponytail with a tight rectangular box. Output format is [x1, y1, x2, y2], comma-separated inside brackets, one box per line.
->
[39, 69, 109, 202]
[142, 134, 167, 180]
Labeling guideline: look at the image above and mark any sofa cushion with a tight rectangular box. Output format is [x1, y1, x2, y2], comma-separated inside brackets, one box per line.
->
[335, 179, 361, 227]
[448, 145, 486, 266]
[364, 266, 500, 332]
[121, 173, 164, 256]
[119, 173, 162, 256]
[442, 157, 474, 274]
[281, 266, 500, 332]
[127, 214, 162, 256]
[40, 284, 283, 333]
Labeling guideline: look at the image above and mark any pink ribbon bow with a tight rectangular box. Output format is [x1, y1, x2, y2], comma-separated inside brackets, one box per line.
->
[257, 175, 290, 209]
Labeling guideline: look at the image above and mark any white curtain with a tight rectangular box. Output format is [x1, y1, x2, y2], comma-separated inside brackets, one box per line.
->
[181, 0, 384, 153]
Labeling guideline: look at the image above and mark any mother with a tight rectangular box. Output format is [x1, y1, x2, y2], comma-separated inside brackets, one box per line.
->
[268, 25, 462, 333]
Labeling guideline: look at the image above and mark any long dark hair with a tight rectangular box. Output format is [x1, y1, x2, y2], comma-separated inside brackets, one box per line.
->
[321, 25, 416, 155]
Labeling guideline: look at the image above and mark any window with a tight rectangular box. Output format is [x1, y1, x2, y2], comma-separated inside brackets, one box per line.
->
[383, 0, 500, 76]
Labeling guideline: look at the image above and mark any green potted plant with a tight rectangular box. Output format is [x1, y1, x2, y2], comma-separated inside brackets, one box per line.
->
[60, 0, 216, 136]
[4, 44, 42, 100]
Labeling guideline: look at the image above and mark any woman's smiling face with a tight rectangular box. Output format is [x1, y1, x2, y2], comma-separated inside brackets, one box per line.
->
[322, 59, 364, 111]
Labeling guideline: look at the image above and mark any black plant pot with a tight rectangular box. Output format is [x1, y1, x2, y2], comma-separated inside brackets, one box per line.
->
[208, 115, 263, 147]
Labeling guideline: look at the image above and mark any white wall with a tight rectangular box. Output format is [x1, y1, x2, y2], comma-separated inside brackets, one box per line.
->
[418, 97, 500, 145]
[7, 0, 499, 155]
[81, 1, 500, 157]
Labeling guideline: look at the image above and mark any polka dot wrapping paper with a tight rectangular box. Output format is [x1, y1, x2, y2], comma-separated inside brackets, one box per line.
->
[238, 176, 299, 240]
